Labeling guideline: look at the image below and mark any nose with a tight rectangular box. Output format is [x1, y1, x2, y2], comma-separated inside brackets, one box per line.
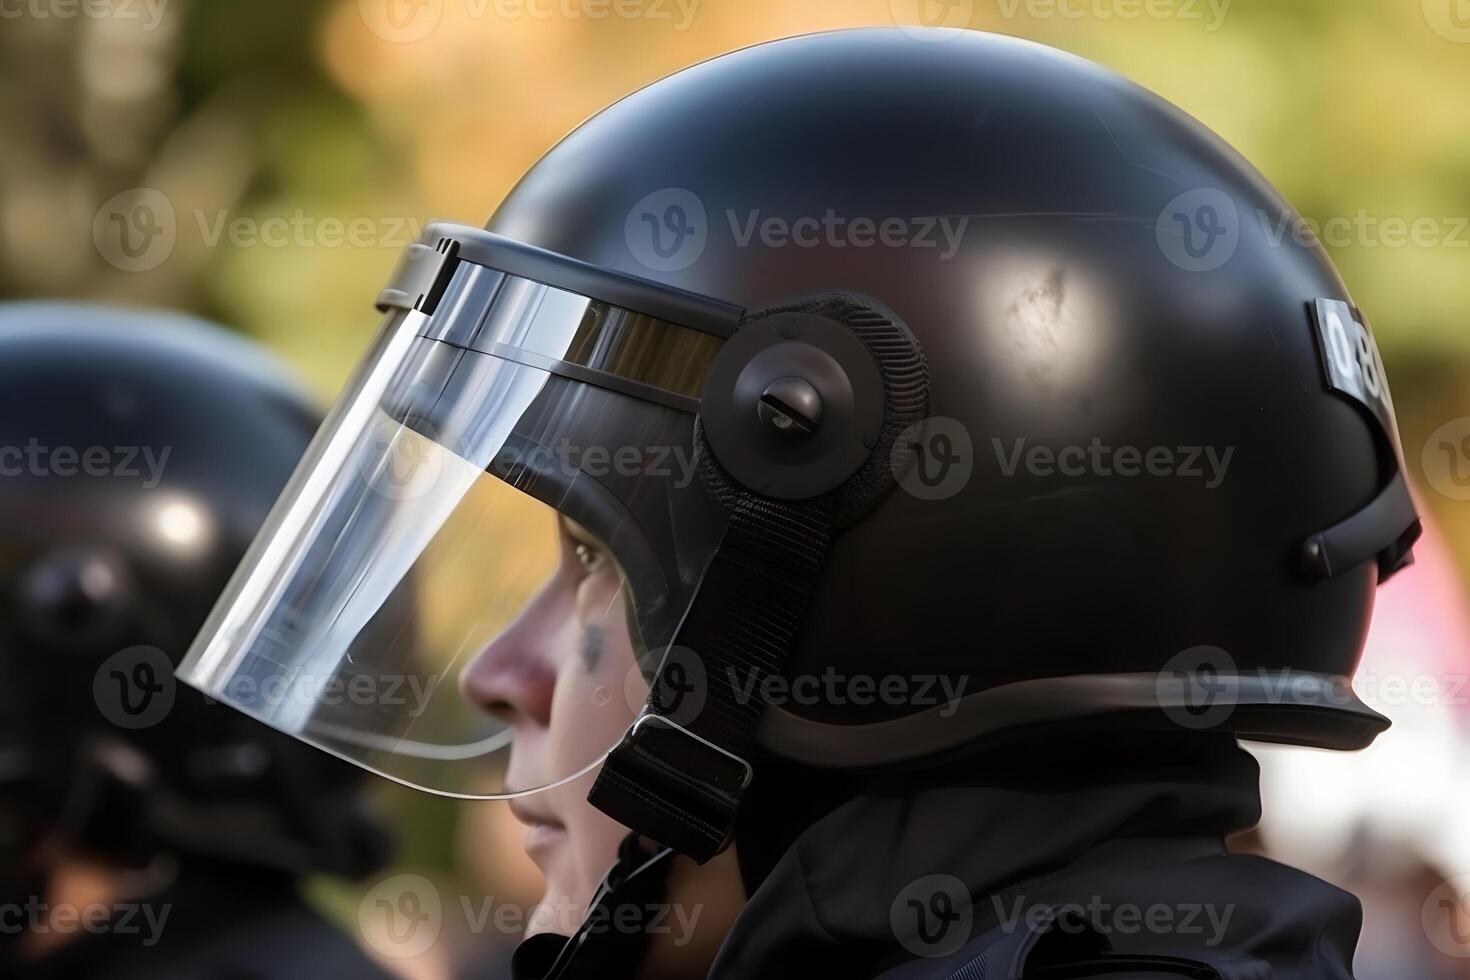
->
[459, 575, 568, 729]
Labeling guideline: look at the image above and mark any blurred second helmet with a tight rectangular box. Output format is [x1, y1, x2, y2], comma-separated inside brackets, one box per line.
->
[0, 302, 392, 886]
[180, 29, 1419, 860]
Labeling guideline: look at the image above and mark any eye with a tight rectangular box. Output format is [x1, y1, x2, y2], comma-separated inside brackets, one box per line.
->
[562, 518, 611, 577]
[573, 541, 607, 575]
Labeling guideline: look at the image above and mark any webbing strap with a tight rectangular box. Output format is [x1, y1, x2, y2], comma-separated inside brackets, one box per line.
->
[588, 290, 926, 862]
[588, 489, 835, 861]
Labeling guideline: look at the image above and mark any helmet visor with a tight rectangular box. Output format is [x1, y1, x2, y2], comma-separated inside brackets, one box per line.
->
[179, 256, 728, 799]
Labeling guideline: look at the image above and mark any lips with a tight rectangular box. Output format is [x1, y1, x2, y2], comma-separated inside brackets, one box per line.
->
[508, 797, 563, 830]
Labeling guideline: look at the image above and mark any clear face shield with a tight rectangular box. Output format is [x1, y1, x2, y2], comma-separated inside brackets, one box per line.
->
[179, 226, 741, 799]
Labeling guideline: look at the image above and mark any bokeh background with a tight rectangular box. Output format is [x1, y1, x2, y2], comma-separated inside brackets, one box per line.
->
[1, 0, 1468, 976]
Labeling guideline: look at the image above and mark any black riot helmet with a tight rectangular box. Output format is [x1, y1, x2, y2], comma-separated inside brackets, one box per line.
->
[0, 302, 391, 888]
[181, 28, 1419, 863]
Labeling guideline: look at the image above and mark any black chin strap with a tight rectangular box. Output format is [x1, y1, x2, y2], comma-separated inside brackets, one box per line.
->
[510, 834, 676, 980]
[588, 292, 928, 863]
[588, 489, 835, 861]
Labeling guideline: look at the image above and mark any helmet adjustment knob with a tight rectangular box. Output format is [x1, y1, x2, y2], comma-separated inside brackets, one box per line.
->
[700, 307, 885, 499]
[758, 378, 823, 436]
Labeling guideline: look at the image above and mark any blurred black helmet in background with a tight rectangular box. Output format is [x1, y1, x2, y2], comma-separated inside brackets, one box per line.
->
[0, 302, 392, 897]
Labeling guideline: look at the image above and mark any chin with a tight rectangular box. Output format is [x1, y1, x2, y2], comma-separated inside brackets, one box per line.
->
[529, 873, 591, 938]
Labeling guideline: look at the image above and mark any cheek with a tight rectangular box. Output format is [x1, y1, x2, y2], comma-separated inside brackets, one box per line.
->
[546, 586, 641, 761]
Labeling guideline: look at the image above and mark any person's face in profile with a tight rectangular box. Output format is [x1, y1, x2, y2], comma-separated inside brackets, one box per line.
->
[459, 514, 643, 935]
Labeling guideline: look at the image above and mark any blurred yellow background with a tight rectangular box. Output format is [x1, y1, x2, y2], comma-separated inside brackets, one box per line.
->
[1, 1, 1467, 976]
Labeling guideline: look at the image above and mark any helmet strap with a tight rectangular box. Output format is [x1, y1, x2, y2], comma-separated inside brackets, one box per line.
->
[589, 486, 835, 860]
[588, 292, 927, 862]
